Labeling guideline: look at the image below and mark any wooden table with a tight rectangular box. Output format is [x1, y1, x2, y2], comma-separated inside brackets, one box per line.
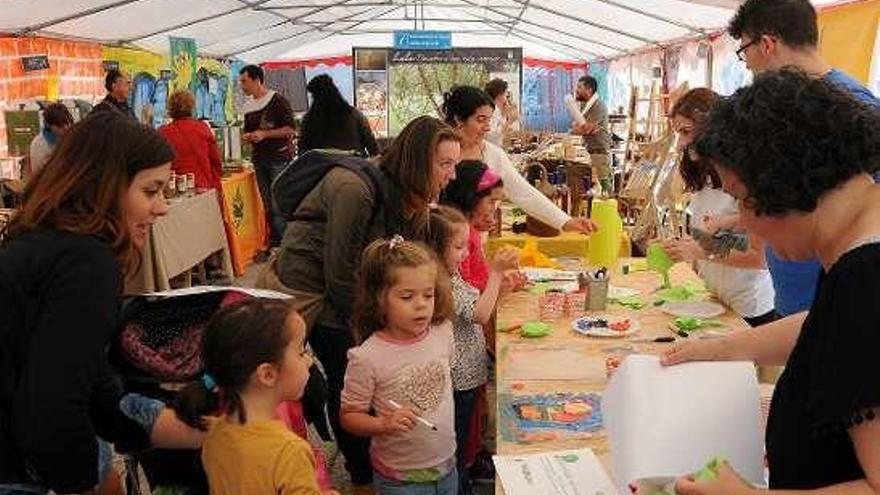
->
[493, 259, 750, 493]
[125, 191, 234, 294]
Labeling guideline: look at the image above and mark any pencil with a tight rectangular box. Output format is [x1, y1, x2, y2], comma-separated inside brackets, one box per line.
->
[387, 399, 438, 431]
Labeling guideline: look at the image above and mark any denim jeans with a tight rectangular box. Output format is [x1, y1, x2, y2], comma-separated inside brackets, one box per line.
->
[309, 323, 373, 485]
[253, 158, 290, 247]
[374, 467, 458, 495]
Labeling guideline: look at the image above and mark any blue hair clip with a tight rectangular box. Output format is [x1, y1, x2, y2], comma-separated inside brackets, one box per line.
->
[202, 374, 218, 392]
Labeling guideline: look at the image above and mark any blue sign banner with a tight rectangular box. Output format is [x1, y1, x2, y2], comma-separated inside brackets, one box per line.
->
[393, 30, 452, 50]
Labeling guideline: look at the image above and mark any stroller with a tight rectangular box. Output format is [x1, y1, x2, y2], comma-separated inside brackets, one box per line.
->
[110, 287, 332, 494]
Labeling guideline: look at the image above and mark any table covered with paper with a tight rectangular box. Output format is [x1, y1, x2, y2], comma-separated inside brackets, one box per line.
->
[493, 259, 768, 495]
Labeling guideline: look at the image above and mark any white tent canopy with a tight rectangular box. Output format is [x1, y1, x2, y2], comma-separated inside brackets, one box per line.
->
[1, 0, 842, 63]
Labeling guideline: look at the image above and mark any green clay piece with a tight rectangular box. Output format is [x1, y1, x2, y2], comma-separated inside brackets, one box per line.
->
[612, 295, 647, 310]
[529, 282, 551, 295]
[520, 321, 551, 338]
[656, 282, 707, 303]
[674, 317, 722, 333]
[647, 243, 675, 288]
[694, 457, 726, 482]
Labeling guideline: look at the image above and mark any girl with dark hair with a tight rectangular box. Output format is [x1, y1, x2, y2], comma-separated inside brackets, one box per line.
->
[663, 69, 880, 494]
[300, 74, 379, 157]
[272, 115, 460, 493]
[0, 112, 204, 494]
[661, 88, 776, 327]
[173, 299, 328, 495]
[342, 237, 456, 495]
[442, 85, 597, 235]
[441, 160, 505, 292]
[412, 206, 517, 495]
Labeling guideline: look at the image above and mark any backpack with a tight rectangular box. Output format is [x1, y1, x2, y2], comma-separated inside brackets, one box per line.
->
[271, 149, 386, 223]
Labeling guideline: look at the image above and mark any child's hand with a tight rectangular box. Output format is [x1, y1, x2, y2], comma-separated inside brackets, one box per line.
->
[502, 270, 528, 293]
[491, 248, 520, 273]
[381, 407, 418, 434]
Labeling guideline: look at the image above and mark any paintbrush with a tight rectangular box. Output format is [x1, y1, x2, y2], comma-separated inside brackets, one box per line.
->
[388, 399, 438, 431]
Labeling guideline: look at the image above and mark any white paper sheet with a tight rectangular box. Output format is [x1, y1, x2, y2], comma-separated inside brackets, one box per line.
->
[494, 448, 618, 495]
[147, 285, 292, 300]
[602, 355, 763, 494]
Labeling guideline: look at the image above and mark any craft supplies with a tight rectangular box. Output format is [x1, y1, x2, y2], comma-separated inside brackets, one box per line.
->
[539, 292, 565, 320]
[589, 199, 623, 268]
[572, 315, 639, 337]
[387, 399, 438, 431]
[583, 268, 610, 311]
[520, 321, 551, 338]
[565, 292, 585, 316]
[647, 242, 675, 288]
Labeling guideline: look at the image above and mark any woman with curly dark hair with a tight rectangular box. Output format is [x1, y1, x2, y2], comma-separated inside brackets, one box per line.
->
[663, 69, 880, 494]
[662, 88, 776, 327]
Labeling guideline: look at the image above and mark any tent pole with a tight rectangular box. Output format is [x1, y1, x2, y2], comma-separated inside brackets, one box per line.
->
[16, 0, 148, 36]
[506, 0, 660, 45]
[457, 0, 627, 54]
[590, 0, 704, 33]
[225, 4, 401, 58]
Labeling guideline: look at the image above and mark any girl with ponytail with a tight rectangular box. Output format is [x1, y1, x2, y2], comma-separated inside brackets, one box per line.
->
[174, 299, 333, 495]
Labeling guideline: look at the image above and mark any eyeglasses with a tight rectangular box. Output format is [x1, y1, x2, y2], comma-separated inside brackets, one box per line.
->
[735, 38, 759, 62]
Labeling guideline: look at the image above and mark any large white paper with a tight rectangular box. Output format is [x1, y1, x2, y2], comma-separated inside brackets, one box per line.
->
[494, 448, 618, 495]
[602, 355, 763, 494]
[147, 285, 292, 300]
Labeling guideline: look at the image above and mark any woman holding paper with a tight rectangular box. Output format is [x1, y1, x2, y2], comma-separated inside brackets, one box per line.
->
[662, 70, 880, 494]
[442, 85, 597, 234]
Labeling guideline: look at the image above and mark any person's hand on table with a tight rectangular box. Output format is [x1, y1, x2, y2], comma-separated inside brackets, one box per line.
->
[659, 237, 706, 263]
[660, 338, 728, 366]
[563, 217, 599, 234]
[675, 461, 757, 495]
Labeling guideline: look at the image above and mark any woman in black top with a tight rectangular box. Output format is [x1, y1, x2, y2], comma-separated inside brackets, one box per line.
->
[0, 112, 203, 494]
[662, 70, 880, 494]
[300, 74, 379, 157]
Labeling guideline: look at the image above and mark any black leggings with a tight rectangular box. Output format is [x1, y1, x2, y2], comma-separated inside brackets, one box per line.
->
[309, 323, 373, 485]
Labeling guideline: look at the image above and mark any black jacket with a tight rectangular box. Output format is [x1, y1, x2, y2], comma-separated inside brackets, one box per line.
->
[0, 228, 149, 492]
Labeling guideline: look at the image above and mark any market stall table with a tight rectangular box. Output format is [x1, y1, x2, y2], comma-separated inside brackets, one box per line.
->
[125, 191, 233, 294]
[493, 260, 750, 494]
[220, 168, 269, 276]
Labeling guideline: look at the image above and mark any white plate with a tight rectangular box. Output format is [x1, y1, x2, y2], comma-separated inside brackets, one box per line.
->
[608, 286, 641, 299]
[571, 314, 640, 338]
[662, 301, 726, 318]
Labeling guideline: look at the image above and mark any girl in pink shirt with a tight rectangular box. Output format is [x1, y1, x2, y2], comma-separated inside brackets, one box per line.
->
[341, 237, 458, 495]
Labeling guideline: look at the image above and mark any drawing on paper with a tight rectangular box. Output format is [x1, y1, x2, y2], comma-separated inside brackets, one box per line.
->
[499, 392, 603, 443]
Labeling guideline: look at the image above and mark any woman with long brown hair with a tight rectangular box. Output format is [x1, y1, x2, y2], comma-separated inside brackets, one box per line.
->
[0, 112, 204, 495]
[270, 115, 460, 494]
[660, 88, 776, 327]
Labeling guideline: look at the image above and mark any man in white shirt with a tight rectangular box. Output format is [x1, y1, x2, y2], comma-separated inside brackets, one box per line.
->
[571, 76, 612, 194]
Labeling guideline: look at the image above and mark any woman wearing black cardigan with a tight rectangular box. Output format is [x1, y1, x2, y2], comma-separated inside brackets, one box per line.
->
[300, 74, 379, 157]
[0, 112, 202, 494]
